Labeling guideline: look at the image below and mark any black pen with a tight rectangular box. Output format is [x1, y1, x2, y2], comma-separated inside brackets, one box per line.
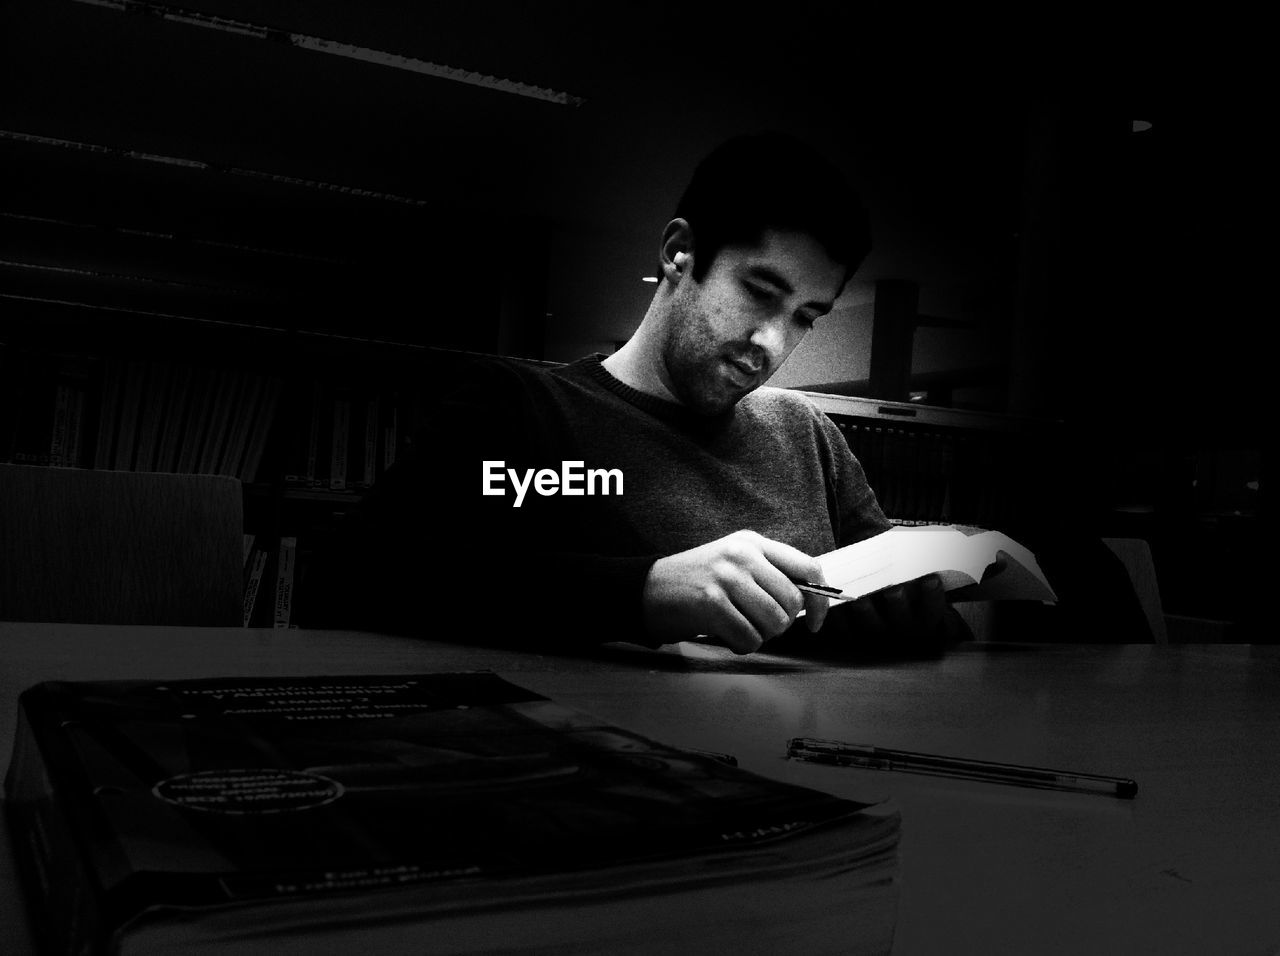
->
[685, 748, 739, 767]
[791, 580, 847, 600]
[787, 737, 1138, 799]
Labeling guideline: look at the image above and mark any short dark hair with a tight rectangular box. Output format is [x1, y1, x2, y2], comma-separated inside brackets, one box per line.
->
[671, 131, 871, 287]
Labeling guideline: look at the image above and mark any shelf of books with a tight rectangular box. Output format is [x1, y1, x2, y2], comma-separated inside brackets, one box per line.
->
[799, 390, 1065, 533]
[0, 347, 278, 479]
[240, 348, 447, 629]
[0, 328, 470, 630]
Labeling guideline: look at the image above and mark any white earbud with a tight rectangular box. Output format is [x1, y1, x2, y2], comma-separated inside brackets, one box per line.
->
[673, 251, 689, 270]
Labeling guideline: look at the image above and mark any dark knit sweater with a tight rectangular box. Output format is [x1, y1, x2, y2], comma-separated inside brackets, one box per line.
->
[303, 354, 891, 647]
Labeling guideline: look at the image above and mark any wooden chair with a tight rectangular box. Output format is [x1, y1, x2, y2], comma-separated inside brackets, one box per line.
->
[0, 464, 243, 626]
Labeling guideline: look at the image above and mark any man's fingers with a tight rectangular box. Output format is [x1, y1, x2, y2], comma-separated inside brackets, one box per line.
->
[714, 569, 790, 640]
[701, 592, 766, 654]
[641, 531, 834, 650]
[802, 588, 830, 633]
[841, 594, 892, 643]
[741, 532, 830, 633]
[873, 574, 948, 643]
[751, 533, 826, 584]
[872, 584, 916, 636]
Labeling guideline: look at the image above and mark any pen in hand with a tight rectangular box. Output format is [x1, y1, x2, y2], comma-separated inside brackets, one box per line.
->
[791, 580, 846, 600]
[789, 580, 846, 629]
[787, 737, 1138, 799]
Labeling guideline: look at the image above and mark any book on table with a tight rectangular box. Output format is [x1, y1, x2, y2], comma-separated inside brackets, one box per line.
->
[818, 524, 1057, 603]
[5, 671, 901, 955]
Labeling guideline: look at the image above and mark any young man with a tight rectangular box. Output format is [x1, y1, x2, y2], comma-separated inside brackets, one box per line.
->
[304, 132, 963, 655]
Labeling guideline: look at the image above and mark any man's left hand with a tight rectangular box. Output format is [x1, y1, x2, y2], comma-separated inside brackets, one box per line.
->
[830, 573, 968, 656]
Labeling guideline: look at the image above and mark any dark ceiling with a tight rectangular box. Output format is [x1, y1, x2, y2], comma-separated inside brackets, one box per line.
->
[0, 1, 1255, 378]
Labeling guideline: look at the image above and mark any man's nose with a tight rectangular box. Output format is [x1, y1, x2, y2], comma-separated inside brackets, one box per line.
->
[748, 318, 789, 357]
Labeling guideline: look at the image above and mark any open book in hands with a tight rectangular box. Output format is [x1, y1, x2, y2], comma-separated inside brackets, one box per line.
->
[817, 524, 1057, 604]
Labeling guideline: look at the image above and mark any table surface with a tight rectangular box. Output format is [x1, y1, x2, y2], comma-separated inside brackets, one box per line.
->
[2, 623, 1278, 956]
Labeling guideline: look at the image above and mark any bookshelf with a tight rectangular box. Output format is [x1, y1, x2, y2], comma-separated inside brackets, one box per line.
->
[799, 391, 1066, 534]
[2, 267, 511, 634]
[1, 85, 559, 626]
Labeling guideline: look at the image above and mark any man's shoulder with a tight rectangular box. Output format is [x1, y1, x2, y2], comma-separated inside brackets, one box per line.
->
[435, 353, 570, 403]
[734, 388, 845, 453]
[742, 385, 826, 424]
[455, 353, 562, 384]
[438, 354, 621, 428]
[477, 354, 600, 389]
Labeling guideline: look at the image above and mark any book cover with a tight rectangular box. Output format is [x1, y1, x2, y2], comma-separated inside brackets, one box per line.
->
[131, 361, 173, 473]
[4, 352, 94, 468]
[359, 395, 378, 490]
[63, 384, 87, 470]
[196, 368, 245, 476]
[4, 350, 58, 466]
[272, 535, 297, 629]
[242, 547, 269, 627]
[48, 380, 73, 467]
[153, 362, 194, 474]
[238, 376, 283, 483]
[215, 371, 264, 477]
[304, 379, 325, 488]
[91, 356, 126, 469]
[5, 673, 900, 955]
[381, 392, 398, 472]
[111, 360, 147, 471]
[174, 366, 217, 475]
[329, 393, 350, 492]
[281, 378, 315, 487]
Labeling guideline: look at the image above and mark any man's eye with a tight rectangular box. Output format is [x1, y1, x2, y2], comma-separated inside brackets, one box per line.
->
[795, 314, 817, 330]
[743, 283, 774, 303]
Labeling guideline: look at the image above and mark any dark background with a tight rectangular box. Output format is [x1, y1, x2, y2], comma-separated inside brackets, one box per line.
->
[0, 1, 1264, 634]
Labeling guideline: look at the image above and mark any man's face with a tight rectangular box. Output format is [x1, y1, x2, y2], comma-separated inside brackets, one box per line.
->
[660, 229, 845, 415]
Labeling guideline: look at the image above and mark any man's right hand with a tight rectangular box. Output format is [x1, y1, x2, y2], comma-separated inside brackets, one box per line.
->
[641, 530, 831, 654]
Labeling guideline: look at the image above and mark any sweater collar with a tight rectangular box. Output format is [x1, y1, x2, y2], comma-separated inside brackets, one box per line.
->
[571, 354, 737, 429]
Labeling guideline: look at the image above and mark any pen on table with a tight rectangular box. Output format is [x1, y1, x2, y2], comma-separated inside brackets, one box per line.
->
[786, 737, 1138, 799]
[686, 748, 739, 767]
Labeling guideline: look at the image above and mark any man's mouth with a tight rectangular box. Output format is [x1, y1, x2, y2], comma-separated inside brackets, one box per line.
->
[724, 357, 762, 386]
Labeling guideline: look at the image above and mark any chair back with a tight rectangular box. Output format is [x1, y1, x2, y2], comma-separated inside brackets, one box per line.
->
[0, 465, 243, 626]
[1101, 537, 1168, 644]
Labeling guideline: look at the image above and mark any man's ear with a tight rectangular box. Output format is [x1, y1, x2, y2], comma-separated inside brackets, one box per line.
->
[659, 219, 694, 285]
